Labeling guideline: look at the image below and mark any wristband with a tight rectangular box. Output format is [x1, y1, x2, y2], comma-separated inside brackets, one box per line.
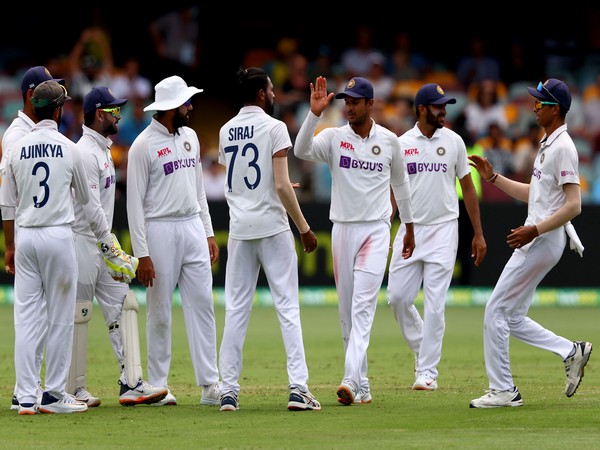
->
[486, 173, 498, 183]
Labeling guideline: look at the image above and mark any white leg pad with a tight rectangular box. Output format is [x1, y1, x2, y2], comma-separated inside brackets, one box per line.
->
[121, 290, 142, 386]
[67, 300, 93, 394]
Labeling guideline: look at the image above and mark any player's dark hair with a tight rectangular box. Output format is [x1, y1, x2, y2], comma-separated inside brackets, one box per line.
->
[236, 67, 269, 104]
[32, 105, 56, 121]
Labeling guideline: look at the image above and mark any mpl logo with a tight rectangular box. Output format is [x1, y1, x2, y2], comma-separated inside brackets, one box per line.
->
[340, 141, 355, 151]
[157, 147, 171, 158]
[404, 148, 418, 156]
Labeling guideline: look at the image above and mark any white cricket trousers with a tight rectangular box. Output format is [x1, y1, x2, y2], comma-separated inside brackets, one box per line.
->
[14, 225, 77, 404]
[332, 221, 390, 391]
[483, 227, 574, 391]
[219, 230, 310, 395]
[387, 220, 458, 379]
[145, 216, 219, 388]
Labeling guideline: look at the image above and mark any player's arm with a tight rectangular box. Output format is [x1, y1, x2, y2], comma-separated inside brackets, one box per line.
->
[535, 182, 581, 235]
[273, 148, 317, 253]
[468, 154, 529, 202]
[2, 219, 15, 275]
[459, 173, 487, 267]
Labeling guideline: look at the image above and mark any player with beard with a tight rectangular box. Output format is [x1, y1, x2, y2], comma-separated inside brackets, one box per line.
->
[387, 83, 486, 391]
[217, 67, 320, 411]
[68, 86, 167, 407]
[127, 76, 221, 406]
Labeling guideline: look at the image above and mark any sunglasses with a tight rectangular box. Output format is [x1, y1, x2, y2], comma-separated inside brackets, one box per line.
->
[534, 100, 559, 111]
[183, 99, 192, 108]
[536, 81, 561, 104]
[100, 106, 121, 118]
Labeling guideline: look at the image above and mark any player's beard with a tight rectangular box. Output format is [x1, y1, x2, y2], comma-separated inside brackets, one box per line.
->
[172, 109, 189, 130]
[425, 106, 445, 130]
[265, 95, 274, 116]
[104, 121, 119, 136]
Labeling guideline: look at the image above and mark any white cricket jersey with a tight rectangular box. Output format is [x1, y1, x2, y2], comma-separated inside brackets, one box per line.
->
[0, 119, 89, 227]
[398, 123, 470, 225]
[72, 125, 114, 239]
[218, 105, 292, 240]
[295, 111, 410, 224]
[0, 110, 36, 221]
[127, 118, 214, 258]
[526, 124, 579, 226]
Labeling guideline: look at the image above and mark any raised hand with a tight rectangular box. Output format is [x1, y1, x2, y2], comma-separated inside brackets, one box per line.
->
[309, 76, 335, 117]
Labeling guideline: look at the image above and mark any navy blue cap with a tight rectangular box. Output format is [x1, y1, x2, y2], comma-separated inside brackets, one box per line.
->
[20, 66, 64, 94]
[83, 86, 127, 114]
[415, 83, 456, 106]
[335, 77, 374, 100]
[527, 78, 571, 111]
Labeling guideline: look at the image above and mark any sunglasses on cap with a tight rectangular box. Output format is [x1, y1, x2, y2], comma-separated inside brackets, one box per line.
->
[100, 106, 121, 118]
[533, 100, 559, 111]
[536, 81, 561, 104]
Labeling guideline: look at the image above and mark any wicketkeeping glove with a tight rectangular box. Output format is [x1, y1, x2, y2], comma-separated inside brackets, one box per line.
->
[98, 233, 139, 283]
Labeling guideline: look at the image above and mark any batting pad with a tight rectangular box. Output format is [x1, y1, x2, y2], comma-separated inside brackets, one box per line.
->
[121, 290, 142, 385]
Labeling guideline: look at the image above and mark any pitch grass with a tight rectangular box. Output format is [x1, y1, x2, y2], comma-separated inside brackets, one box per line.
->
[0, 303, 599, 449]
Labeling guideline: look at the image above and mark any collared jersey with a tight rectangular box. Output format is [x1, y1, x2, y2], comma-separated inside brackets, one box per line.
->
[398, 123, 471, 224]
[0, 119, 89, 227]
[0, 110, 36, 220]
[295, 111, 409, 224]
[218, 105, 292, 240]
[526, 124, 579, 227]
[72, 124, 114, 239]
[126, 119, 214, 258]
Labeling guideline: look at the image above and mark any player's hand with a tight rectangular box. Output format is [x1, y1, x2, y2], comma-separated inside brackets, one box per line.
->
[507, 225, 538, 249]
[208, 236, 219, 265]
[309, 76, 334, 116]
[97, 233, 139, 283]
[401, 223, 415, 259]
[300, 229, 317, 253]
[136, 256, 155, 288]
[471, 234, 487, 267]
[468, 155, 494, 181]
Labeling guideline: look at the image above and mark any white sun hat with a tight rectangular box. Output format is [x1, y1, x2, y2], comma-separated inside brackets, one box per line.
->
[143, 75, 203, 112]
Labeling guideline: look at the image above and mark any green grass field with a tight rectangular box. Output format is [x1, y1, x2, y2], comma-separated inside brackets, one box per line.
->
[0, 303, 599, 449]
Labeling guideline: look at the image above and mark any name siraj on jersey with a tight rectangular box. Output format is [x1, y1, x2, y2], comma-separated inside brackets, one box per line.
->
[20, 144, 64, 159]
[228, 126, 254, 141]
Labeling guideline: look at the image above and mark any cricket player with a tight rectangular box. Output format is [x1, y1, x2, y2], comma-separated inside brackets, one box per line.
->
[127, 75, 221, 406]
[387, 83, 487, 391]
[469, 78, 592, 408]
[68, 86, 167, 407]
[294, 76, 415, 405]
[217, 67, 320, 412]
[0, 81, 89, 414]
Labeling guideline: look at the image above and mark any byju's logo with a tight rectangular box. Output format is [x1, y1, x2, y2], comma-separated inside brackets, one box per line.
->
[340, 155, 351, 168]
[407, 162, 417, 174]
[406, 162, 447, 174]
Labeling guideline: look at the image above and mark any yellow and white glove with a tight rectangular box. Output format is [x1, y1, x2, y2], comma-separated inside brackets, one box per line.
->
[98, 233, 139, 283]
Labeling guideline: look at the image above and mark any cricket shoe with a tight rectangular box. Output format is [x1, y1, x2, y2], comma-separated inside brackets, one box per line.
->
[119, 380, 168, 406]
[18, 403, 38, 415]
[564, 341, 593, 397]
[151, 386, 177, 406]
[469, 387, 523, 408]
[336, 380, 357, 405]
[12, 382, 43, 411]
[413, 373, 438, 391]
[200, 382, 221, 406]
[287, 386, 321, 411]
[10, 395, 19, 411]
[38, 392, 88, 414]
[354, 387, 372, 404]
[220, 392, 239, 411]
[74, 387, 101, 407]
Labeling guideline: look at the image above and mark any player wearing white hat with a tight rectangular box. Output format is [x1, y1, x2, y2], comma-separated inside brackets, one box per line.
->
[127, 75, 221, 406]
[0, 81, 89, 414]
[469, 78, 592, 408]
[388, 83, 487, 391]
[217, 67, 320, 412]
[67, 86, 167, 407]
[1, 66, 65, 412]
[295, 76, 415, 405]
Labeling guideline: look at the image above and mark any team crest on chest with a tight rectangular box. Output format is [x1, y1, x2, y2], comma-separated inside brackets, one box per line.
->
[371, 145, 381, 156]
[184, 141, 192, 152]
[436, 147, 446, 156]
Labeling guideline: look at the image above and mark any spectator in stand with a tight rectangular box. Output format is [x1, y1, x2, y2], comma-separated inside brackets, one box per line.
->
[202, 154, 226, 202]
[109, 56, 153, 101]
[476, 122, 515, 203]
[513, 122, 543, 183]
[340, 25, 385, 78]
[464, 79, 508, 141]
[456, 36, 501, 90]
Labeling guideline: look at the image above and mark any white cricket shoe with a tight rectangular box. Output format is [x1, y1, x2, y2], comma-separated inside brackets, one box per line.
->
[119, 380, 168, 406]
[413, 373, 438, 391]
[18, 402, 38, 415]
[469, 388, 523, 408]
[564, 341, 593, 397]
[287, 386, 321, 411]
[336, 380, 357, 405]
[220, 391, 239, 411]
[74, 387, 101, 407]
[38, 392, 88, 414]
[12, 381, 43, 411]
[152, 386, 177, 406]
[200, 382, 221, 405]
[354, 387, 372, 404]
